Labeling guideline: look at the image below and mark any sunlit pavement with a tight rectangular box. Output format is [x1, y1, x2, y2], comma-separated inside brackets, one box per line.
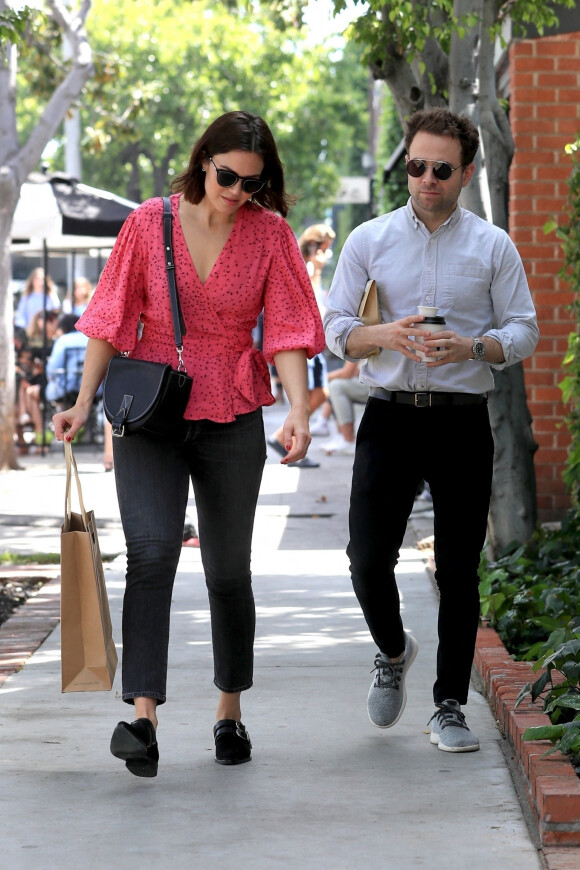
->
[0, 403, 541, 869]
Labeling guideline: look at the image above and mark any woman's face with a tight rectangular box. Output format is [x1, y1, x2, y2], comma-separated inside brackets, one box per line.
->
[74, 279, 91, 302]
[32, 270, 45, 292]
[202, 150, 264, 215]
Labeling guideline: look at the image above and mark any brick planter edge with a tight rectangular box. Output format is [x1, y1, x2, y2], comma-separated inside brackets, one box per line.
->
[475, 624, 580, 865]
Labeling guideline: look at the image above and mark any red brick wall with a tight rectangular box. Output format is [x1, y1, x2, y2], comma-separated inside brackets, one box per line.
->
[509, 33, 580, 521]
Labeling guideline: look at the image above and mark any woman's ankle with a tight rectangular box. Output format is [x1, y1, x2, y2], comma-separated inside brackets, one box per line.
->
[133, 699, 158, 730]
[216, 691, 242, 722]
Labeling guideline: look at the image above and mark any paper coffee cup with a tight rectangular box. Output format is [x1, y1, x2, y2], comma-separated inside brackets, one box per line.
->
[414, 315, 446, 360]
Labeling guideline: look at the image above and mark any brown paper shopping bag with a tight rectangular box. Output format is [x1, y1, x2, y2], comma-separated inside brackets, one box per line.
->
[60, 440, 118, 692]
[358, 278, 381, 357]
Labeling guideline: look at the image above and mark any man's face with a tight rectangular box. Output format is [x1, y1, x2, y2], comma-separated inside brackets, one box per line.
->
[406, 131, 475, 230]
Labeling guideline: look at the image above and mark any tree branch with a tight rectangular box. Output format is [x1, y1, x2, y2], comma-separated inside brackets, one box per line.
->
[16, 1, 93, 184]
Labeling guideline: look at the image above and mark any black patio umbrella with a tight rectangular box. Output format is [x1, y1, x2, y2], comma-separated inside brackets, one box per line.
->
[12, 171, 139, 242]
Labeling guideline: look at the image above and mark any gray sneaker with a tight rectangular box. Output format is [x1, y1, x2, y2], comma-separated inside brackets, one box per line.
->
[428, 699, 480, 752]
[367, 633, 418, 729]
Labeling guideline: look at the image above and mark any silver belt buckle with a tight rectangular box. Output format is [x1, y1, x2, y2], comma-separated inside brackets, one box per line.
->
[414, 392, 431, 407]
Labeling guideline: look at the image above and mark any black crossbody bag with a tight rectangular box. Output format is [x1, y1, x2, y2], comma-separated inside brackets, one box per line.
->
[103, 197, 193, 439]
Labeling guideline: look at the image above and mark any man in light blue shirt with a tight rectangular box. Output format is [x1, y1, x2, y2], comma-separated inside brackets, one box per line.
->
[324, 108, 538, 753]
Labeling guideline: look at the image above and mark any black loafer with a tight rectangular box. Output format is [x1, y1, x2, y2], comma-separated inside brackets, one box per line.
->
[213, 719, 252, 765]
[110, 718, 159, 778]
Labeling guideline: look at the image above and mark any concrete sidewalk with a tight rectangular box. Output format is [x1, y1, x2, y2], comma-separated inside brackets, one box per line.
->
[0, 403, 541, 870]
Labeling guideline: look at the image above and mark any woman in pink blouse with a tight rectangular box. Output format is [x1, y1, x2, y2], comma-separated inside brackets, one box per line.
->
[53, 111, 325, 777]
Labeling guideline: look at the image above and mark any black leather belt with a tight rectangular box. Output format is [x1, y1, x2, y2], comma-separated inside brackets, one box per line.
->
[370, 388, 487, 407]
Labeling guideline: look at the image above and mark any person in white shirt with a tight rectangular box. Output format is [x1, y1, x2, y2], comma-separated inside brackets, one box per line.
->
[324, 107, 538, 753]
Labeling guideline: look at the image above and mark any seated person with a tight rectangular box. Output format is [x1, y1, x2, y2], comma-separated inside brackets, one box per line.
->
[45, 314, 89, 404]
[312, 361, 369, 455]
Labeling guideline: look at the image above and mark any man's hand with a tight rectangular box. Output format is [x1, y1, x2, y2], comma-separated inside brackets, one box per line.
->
[346, 314, 431, 359]
[423, 332, 505, 366]
[422, 331, 473, 366]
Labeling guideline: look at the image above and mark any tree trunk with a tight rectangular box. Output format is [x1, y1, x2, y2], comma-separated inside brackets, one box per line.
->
[375, 0, 539, 551]
[476, 0, 538, 554]
[0, 1, 93, 471]
[487, 365, 539, 557]
[0, 198, 19, 471]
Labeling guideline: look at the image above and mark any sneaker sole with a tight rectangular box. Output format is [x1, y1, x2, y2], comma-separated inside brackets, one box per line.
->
[430, 732, 480, 752]
[368, 636, 418, 730]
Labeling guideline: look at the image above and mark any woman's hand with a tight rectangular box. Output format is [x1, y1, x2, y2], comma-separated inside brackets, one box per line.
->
[279, 406, 311, 464]
[52, 402, 91, 443]
[272, 348, 311, 464]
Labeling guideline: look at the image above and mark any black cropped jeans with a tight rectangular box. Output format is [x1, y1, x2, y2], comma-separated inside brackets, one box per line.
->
[113, 408, 266, 705]
[347, 397, 494, 705]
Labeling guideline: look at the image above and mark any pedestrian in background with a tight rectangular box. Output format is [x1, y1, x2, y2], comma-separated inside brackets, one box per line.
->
[268, 222, 335, 468]
[324, 107, 538, 752]
[14, 267, 61, 329]
[62, 276, 93, 316]
[53, 110, 324, 777]
[320, 360, 368, 455]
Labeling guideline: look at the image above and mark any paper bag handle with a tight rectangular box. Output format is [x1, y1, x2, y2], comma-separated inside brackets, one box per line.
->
[64, 440, 89, 526]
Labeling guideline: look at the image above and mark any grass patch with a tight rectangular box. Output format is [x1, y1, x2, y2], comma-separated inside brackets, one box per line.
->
[0, 551, 61, 565]
[0, 551, 120, 565]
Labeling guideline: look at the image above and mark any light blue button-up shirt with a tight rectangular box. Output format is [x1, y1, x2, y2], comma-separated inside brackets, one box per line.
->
[323, 199, 539, 395]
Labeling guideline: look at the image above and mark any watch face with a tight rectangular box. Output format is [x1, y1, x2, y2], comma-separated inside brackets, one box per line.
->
[474, 340, 485, 360]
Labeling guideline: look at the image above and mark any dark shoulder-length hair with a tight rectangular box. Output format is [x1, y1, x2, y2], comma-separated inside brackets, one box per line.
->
[171, 111, 294, 217]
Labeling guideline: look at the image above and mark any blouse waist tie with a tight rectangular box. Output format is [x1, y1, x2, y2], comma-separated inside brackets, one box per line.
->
[136, 330, 272, 405]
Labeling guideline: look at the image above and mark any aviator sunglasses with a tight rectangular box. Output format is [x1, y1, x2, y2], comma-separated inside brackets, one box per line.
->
[209, 156, 266, 195]
[406, 158, 465, 181]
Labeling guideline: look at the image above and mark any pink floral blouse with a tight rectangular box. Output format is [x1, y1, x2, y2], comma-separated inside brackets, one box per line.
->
[78, 194, 325, 422]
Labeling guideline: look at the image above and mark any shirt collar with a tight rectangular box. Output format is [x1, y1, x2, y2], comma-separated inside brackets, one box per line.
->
[405, 198, 462, 233]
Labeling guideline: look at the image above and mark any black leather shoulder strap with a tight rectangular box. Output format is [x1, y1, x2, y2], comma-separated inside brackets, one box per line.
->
[162, 196, 186, 345]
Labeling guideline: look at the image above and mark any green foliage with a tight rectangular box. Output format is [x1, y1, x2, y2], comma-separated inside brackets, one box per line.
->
[374, 90, 407, 215]
[0, 551, 60, 565]
[340, 0, 577, 96]
[345, 0, 456, 70]
[515, 627, 580, 769]
[493, 0, 576, 42]
[478, 511, 580, 659]
[16, 0, 370, 235]
[480, 512, 580, 766]
[0, 550, 117, 564]
[544, 136, 580, 507]
[0, 5, 36, 50]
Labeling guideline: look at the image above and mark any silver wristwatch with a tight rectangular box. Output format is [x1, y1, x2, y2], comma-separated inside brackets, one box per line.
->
[471, 338, 485, 361]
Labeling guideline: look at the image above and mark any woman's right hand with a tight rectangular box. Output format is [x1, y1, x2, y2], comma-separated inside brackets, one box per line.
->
[52, 404, 91, 442]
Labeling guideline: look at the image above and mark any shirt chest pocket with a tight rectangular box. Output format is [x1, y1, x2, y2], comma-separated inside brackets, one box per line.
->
[440, 263, 491, 313]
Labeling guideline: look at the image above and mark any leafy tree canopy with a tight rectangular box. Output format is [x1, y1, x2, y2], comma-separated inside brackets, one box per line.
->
[16, 0, 371, 233]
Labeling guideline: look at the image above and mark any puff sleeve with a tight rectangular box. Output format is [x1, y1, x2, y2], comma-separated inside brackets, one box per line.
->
[261, 220, 325, 363]
[76, 208, 149, 353]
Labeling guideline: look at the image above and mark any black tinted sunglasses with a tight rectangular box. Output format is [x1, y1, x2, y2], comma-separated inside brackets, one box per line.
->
[406, 158, 464, 181]
[209, 156, 266, 195]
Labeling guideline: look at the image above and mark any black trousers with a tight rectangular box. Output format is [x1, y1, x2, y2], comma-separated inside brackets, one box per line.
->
[113, 409, 266, 705]
[347, 397, 494, 705]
